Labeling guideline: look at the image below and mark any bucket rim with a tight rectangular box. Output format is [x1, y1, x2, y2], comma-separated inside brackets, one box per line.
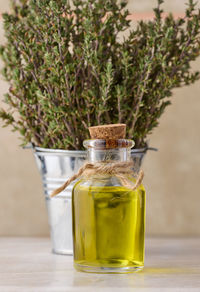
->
[28, 143, 156, 156]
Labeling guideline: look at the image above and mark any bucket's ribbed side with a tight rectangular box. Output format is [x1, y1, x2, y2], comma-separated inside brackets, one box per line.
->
[33, 147, 147, 255]
[34, 150, 86, 255]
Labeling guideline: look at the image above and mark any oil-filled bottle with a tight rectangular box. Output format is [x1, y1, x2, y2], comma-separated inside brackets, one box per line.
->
[72, 124, 146, 273]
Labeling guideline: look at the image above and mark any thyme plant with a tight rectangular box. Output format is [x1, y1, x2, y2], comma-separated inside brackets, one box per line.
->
[0, 0, 200, 149]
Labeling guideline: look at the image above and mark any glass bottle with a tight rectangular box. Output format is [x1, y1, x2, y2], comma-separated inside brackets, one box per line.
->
[72, 138, 146, 273]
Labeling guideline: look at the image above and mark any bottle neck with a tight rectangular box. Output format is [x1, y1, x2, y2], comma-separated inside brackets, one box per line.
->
[87, 148, 131, 163]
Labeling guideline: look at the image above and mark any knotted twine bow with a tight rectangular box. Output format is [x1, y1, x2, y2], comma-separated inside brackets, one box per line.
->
[51, 161, 144, 198]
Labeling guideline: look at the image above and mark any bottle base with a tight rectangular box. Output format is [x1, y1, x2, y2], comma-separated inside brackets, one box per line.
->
[74, 262, 144, 274]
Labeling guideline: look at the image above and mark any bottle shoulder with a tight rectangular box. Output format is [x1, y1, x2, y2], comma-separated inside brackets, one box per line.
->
[73, 175, 145, 194]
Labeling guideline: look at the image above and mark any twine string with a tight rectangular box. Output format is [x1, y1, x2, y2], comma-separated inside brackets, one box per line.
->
[51, 161, 144, 198]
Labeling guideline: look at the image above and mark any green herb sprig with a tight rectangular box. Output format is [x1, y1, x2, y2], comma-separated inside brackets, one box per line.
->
[0, 0, 200, 149]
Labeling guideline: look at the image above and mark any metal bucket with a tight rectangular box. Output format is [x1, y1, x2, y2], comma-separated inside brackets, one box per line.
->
[33, 146, 150, 255]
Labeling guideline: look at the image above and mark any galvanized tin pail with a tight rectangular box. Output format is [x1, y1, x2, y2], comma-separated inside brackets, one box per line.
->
[33, 146, 149, 255]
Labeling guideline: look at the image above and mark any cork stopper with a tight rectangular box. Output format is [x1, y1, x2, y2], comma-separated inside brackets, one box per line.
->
[85, 124, 134, 149]
[89, 124, 126, 140]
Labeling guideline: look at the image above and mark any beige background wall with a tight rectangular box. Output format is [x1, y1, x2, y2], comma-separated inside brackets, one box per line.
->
[0, 0, 200, 237]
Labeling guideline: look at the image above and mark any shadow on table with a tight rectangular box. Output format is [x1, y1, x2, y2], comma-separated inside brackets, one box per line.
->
[141, 267, 200, 275]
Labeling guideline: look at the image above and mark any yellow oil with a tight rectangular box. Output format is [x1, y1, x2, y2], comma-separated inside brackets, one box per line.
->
[72, 180, 145, 273]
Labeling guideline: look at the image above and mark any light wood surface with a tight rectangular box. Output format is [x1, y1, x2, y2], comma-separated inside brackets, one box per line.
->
[0, 237, 200, 291]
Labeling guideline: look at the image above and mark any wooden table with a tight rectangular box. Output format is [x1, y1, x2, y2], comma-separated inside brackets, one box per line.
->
[0, 237, 200, 291]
